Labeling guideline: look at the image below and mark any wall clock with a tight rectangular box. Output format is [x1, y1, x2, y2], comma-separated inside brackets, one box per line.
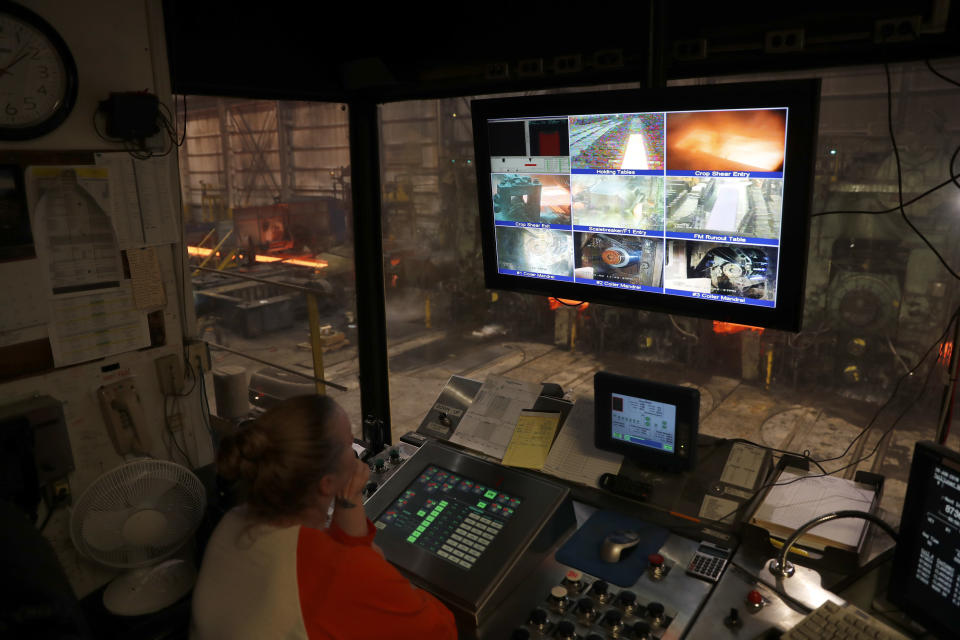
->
[0, 2, 78, 140]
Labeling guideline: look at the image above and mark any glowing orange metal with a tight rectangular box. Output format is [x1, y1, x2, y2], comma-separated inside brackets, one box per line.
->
[187, 246, 328, 269]
[548, 297, 589, 311]
[713, 321, 764, 335]
[940, 341, 954, 364]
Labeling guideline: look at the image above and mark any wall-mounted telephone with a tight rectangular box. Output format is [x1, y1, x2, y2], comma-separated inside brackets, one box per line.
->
[98, 379, 151, 455]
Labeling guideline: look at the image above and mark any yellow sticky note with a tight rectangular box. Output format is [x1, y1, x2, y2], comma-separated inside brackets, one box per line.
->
[500, 411, 562, 470]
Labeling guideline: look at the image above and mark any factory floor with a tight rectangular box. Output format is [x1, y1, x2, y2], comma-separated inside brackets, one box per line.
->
[203, 298, 960, 530]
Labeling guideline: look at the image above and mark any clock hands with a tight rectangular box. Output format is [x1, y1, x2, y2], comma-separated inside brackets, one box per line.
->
[0, 48, 32, 77]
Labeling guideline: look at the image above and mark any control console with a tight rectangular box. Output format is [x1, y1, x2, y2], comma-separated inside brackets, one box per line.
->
[482, 531, 714, 639]
[364, 440, 576, 626]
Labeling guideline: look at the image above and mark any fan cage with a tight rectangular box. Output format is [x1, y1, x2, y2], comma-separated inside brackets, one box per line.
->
[70, 459, 206, 569]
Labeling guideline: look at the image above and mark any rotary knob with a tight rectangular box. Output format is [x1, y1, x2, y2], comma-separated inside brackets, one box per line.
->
[646, 601, 665, 625]
[528, 608, 548, 629]
[602, 609, 623, 631]
[632, 620, 652, 639]
[576, 597, 596, 618]
[561, 569, 584, 592]
[548, 585, 570, 612]
[373, 458, 386, 473]
[618, 590, 638, 614]
[590, 579, 610, 602]
[647, 553, 666, 581]
[556, 620, 576, 640]
[389, 448, 401, 462]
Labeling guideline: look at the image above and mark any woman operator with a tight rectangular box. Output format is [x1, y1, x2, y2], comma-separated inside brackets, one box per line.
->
[190, 395, 456, 640]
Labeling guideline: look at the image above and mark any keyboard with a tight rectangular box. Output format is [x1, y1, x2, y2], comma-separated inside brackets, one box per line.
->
[782, 600, 910, 640]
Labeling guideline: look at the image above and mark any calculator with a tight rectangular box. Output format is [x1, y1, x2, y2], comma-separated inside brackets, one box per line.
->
[686, 541, 731, 582]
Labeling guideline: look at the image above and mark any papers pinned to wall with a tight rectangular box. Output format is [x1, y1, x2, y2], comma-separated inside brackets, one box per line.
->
[125, 246, 166, 310]
[94, 153, 179, 247]
[48, 282, 151, 367]
[25, 166, 123, 296]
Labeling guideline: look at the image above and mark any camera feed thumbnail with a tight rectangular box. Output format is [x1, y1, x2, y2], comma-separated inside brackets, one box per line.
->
[666, 109, 786, 173]
[488, 118, 569, 157]
[570, 113, 665, 171]
[572, 175, 664, 231]
[492, 174, 571, 225]
[666, 177, 782, 239]
[575, 233, 663, 288]
[664, 240, 777, 300]
[496, 226, 574, 277]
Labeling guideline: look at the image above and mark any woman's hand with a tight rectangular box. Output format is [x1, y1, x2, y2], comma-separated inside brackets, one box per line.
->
[332, 457, 370, 537]
[337, 456, 370, 507]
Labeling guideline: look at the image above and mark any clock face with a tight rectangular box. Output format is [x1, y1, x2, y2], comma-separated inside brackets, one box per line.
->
[0, 6, 76, 139]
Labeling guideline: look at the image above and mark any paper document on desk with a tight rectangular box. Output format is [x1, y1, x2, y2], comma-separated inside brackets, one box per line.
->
[542, 399, 623, 487]
[448, 375, 540, 460]
[750, 470, 876, 551]
[501, 411, 562, 470]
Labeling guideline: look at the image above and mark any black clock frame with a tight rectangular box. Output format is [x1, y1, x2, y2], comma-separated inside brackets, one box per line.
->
[0, 2, 78, 141]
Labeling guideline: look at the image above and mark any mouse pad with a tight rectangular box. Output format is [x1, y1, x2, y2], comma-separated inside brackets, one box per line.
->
[555, 510, 670, 587]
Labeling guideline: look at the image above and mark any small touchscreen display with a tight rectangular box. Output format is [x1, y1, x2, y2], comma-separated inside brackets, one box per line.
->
[610, 393, 677, 452]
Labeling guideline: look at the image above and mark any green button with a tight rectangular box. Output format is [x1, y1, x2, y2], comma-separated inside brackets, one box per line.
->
[406, 536, 417, 542]
[417, 510, 427, 517]
[477, 501, 488, 508]
[439, 500, 449, 506]
[411, 531, 421, 538]
[426, 515, 435, 522]
[416, 525, 426, 532]
[484, 490, 497, 499]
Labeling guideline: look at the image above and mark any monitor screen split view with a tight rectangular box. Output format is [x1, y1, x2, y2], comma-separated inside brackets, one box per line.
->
[488, 107, 787, 307]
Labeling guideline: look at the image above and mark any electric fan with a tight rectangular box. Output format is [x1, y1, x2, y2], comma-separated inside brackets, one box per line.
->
[69, 459, 206, 615]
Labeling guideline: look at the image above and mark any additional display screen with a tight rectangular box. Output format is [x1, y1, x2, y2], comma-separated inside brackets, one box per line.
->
[905, 461, 960, 608]
[890, 442, 960, 638]
[610, 393, 677, 452]
[594, 371, 699, 472]
[487, 108, 784, 305]
[473, 81, 819, 331]
[374, 465, 520, 571]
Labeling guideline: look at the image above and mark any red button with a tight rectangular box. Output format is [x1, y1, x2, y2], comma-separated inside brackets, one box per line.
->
[648, 553, 664, 566]
[747, 590, 763, 606]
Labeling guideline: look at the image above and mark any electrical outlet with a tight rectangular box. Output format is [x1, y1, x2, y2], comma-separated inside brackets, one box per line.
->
[517, 58, 544, 77]
[593, 49, 624, 69]
[765, 29, 805, 53]
[155, 354, 184, 396]
[185, 340, 211, 374]
[485, 62, 509, 80]
[553, 54, 582, 74]
[874, 16, 920, 43]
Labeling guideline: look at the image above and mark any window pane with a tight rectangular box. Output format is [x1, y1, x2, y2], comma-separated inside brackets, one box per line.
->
[379, 59, 960, 525]
[179, 97, 362, 428]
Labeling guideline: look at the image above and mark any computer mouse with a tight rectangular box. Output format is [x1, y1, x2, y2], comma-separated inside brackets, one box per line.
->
[600, 530, 643, 563]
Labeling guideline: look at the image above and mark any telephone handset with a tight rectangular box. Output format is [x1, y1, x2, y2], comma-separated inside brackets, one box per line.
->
[98, 379, 151, 455]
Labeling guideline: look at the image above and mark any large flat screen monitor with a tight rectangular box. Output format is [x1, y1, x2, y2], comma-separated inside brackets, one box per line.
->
[471, 79, 820, 331]
[888, 441, 960, 639]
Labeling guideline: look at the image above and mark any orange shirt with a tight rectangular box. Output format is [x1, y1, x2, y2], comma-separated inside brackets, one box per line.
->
[298, 520, 457, 640]
[191, 507, 456, 640]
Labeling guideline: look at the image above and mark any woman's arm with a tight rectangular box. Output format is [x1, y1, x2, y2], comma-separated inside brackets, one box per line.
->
[332, 456, 370, 538]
